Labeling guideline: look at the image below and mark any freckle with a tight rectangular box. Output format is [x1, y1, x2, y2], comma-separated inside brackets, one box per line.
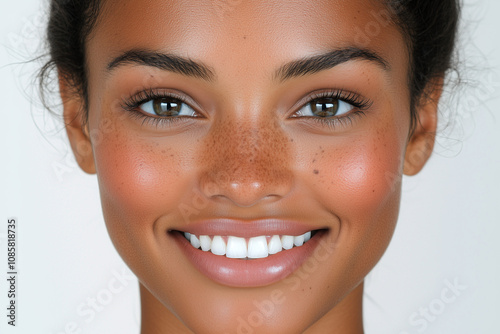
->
[313, 169, 319, 174]
[243, 35, 247, 39]
[161, 150, 165, 153]
[290, 138, 294, 142]
[312, 159, 316, 163]
[170, 154, 174, 157]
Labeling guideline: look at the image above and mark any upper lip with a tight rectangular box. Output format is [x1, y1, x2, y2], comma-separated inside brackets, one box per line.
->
[170, 218, 327, 238]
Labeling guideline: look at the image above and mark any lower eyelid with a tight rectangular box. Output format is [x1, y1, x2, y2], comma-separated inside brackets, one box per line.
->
[127, 109, 195, 129]
[293, 108, 367, 131]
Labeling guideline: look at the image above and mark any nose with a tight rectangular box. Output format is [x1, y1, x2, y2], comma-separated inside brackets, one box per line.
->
[198, 117, 294, 208]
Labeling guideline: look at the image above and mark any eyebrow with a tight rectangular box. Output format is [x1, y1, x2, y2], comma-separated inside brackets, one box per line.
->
[106, 47, 388, 83]
[274, 47, 389, 82]
[107, 49, 216, 81]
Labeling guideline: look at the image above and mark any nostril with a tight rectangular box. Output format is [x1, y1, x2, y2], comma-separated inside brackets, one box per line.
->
[198, 165, 294, 208]
[211, 193, 281, 208]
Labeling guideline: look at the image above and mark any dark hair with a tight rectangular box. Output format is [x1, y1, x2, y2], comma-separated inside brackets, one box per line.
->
[39, 0, 461, 134]
[39, 0, 102, 124]
[385, 0, 461, 135]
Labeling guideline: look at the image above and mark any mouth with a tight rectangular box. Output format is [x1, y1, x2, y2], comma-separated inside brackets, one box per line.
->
[169, 219, 330, 287]
[181, 231, 317, 258]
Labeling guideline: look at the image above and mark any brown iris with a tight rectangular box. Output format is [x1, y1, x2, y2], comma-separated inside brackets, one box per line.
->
[309, 98, 339, 117]
[152, 97, 182, 116]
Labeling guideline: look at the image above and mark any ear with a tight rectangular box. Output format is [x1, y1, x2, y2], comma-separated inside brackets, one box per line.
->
[403, 78, 443, 176]
[59, 73, 96, 174]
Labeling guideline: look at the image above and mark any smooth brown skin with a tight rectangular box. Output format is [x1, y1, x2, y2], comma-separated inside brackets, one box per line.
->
[61, 0, 441, 333]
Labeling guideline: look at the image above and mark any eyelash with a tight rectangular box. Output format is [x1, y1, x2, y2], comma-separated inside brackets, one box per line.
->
[120, 88, 372, 130]
[121, 89, 194, 128]
[294, 90, 372, 130]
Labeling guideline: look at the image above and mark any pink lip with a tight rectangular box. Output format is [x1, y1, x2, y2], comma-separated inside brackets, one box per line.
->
[174, 218, 326, 238]
[171, 223, 328, 287]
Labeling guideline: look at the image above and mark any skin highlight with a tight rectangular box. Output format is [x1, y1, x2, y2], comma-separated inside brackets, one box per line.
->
[60, 0, 442, 333]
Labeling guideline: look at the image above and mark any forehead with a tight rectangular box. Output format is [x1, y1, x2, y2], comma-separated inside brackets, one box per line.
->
[88, 0, 407, 78]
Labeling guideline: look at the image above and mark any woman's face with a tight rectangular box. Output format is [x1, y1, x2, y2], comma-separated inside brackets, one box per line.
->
[69, 0, 430, 332]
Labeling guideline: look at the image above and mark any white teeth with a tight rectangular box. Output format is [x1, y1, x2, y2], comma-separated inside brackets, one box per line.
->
[182, 231, 315, 258]
[281, 235, 294, 250]
[190, 234, 201, 249]
[268, 235, 282, 255]
[226, 236, 247, 259]
[211, 236, 226, 256]
[200, 235, 211, 251]
[293, 235, 304, 247]
[247, 236, 269, 258]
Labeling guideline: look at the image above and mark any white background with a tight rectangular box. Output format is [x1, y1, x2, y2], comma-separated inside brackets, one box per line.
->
[1, 0, 499, 333]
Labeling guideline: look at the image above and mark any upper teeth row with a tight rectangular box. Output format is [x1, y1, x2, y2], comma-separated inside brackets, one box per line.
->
[183, 232, 312, 259]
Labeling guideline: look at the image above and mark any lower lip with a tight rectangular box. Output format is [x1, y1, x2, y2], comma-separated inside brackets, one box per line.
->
[171, 230, 327, 287]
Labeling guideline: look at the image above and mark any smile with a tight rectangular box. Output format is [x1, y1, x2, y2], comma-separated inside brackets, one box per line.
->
[170, 219, 330, 287]
[183, 231, 314, 259]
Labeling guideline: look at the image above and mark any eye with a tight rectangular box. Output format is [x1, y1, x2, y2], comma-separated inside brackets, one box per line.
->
[139, 97, 197, 117]
[296, 97, 354, 118]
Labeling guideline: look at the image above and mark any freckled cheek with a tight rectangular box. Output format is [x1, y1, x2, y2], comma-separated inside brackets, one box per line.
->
[93, 136, 180, 225]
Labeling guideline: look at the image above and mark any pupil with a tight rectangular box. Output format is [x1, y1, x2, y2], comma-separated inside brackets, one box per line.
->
[153, 98, 181, 116]
[311, 98, 338, 117]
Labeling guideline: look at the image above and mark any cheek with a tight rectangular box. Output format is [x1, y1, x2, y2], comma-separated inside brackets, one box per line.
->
[311, 129, 405, 262]
[92, 126, 183, 237]
[293, 128, 406, 302]
[327, 138, 402, 217]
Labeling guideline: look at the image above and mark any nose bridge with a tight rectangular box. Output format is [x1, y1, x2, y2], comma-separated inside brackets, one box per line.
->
[198, 115, 293, 207]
